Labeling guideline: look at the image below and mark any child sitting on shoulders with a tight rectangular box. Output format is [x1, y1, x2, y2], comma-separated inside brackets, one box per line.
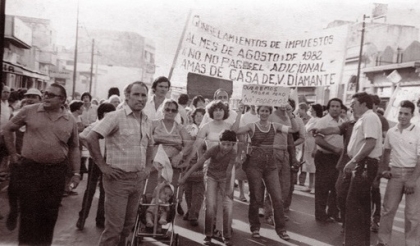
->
[145, 182, 174, 227]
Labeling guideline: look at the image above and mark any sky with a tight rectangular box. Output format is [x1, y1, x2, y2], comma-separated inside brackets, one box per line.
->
[6, 0, 420, 79]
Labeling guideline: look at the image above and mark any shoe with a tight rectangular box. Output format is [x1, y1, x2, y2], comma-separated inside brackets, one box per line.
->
[278, 231, 290, 241]
[203, 236, 212, 245]
[176, 204, 184, 216]
[190, 219, 198, 227]
[371, 221, 379, 233]
[76, 217, 85, 230]
[251, 230, 261, 238]
[239, 197, 247, 202]
[258, 208, 264, 217]
[224, 238, 233, 246]
[316, 217, 335, 223]
[6, 211, 18, 231]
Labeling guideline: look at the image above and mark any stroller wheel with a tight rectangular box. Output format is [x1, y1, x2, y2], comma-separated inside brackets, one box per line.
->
[170, 233, 179, 246]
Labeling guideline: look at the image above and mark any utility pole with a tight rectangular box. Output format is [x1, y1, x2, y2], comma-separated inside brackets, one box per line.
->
[89, 39, 94, 94]
[71, 1, 79, 99]
[356, 14, 369, 92]
[0, 0, 6, 91]
[94, 51, 99, 97]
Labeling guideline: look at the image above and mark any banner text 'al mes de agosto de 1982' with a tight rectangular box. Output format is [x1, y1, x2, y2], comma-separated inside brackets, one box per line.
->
[172, 14, 348, 87]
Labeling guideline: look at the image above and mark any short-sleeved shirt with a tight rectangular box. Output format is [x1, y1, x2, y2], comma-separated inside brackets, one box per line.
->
[10, 104, 79, 164]
[384, 124, 420, 168]
[204, 145, 236, 181]
[81, 104, 98, 126]
[152, 120, 186, 158]
[347, 110, 382, 159]
[93, 105, 152, 172]
[80, 121, 105, 156]
[314, 113, 344, 153]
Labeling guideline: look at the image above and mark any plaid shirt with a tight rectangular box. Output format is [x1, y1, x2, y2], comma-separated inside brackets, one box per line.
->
[93, 105, 152, 172]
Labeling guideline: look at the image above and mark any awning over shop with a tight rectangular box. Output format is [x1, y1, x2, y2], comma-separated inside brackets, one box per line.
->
[3, 60, 49, 81]
[363, 61, 420, 73]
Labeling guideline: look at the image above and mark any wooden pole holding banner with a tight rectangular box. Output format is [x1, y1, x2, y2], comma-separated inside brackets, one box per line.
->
[168, 9, 193, 81]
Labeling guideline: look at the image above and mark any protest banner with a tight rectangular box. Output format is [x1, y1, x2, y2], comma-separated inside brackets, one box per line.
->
[170, 13, 348, 88]
[242, 84, 290, 107]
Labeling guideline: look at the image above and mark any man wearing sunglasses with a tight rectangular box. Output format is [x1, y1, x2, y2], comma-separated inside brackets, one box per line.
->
[3, 83, 81, 246]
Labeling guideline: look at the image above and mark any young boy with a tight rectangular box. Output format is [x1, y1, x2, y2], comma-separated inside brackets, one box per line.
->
[145, 182, 174, 227]
[179, 130, 237, 246]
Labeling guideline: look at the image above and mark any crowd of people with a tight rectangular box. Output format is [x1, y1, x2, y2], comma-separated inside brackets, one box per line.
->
[0, 76, 419, 246]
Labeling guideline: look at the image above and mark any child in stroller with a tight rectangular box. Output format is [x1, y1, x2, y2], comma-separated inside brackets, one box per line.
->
[145, 182, 174, 227]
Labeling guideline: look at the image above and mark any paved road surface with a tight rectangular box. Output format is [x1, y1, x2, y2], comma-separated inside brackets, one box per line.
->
[0, 176, 407, 246]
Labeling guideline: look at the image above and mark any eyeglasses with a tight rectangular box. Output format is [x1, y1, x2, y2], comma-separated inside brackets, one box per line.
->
[43, 91, 62, 98]
[164, 108, 178, 113]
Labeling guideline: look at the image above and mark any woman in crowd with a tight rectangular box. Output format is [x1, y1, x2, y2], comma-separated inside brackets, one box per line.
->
[147, 99, 192, 200]
[107, 95, 121, 109]
[231, 104, 298, 241]
[191, 95, 206, 111]
[182, 100, 238, 240]
[302, 104, 324, 193]
[76, 103, 116, 230]
[182, 108, 206, 226]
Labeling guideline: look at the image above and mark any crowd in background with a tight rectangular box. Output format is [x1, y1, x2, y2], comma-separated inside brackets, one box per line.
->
[0, 76, 419, 246]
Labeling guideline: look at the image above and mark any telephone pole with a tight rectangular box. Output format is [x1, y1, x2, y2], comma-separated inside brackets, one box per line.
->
[89, 39, 94, 94]
[71, 1, 79, 99]
[356, 14, 369, 92]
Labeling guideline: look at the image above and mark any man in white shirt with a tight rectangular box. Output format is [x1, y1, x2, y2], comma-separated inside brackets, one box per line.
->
[344, 92, 382, 246]
[376, 100, 420, 246]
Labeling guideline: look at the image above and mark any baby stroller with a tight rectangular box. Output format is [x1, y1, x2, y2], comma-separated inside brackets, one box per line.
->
[128, 170, 180, 246]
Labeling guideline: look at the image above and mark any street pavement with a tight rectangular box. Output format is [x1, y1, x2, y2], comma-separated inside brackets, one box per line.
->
[0, 176, 407, 246]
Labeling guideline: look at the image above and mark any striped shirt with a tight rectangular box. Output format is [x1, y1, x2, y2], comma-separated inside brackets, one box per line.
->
[93, 105, 152, 172]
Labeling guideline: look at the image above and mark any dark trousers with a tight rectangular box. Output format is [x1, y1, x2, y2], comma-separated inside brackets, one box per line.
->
[337, 170, 351, 226]
[78, 158, 105, 224]
[371, 186, 381, 224]
[344, 157, 378, 246]
[184, 179, 205, 220]
[8, 162, 21, 216]
[18, 157, 67, 246]
[314, 151, 339, 220]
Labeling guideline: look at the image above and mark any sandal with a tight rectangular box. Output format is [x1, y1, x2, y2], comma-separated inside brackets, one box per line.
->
[278, 231, 290, 241]
[251, 231, 261, 238]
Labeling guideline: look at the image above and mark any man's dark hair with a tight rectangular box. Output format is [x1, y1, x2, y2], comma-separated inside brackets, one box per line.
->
[288, 98, 296, 110]
[192, 95, 205, 108]
[311, 104, 324, 118]
[207, 100, 229, 120]
[326, 98, 343, 110]
[352, 92, 373, 109]
[400, 100, 415, 114]
[124, 81, 149, 98]
[178, 94, 189, 105]
[69, 101, 83, 112]
[191, 108, 206, 125]
[219, 129, 237, 142]
[97, 103, 116, 120]
[50, 83, 67, 101]
[370, 94, 381, 106]
[81, 92, 92, 101]
[151, 76, 171, 93]
[108, 87, 120, 98]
